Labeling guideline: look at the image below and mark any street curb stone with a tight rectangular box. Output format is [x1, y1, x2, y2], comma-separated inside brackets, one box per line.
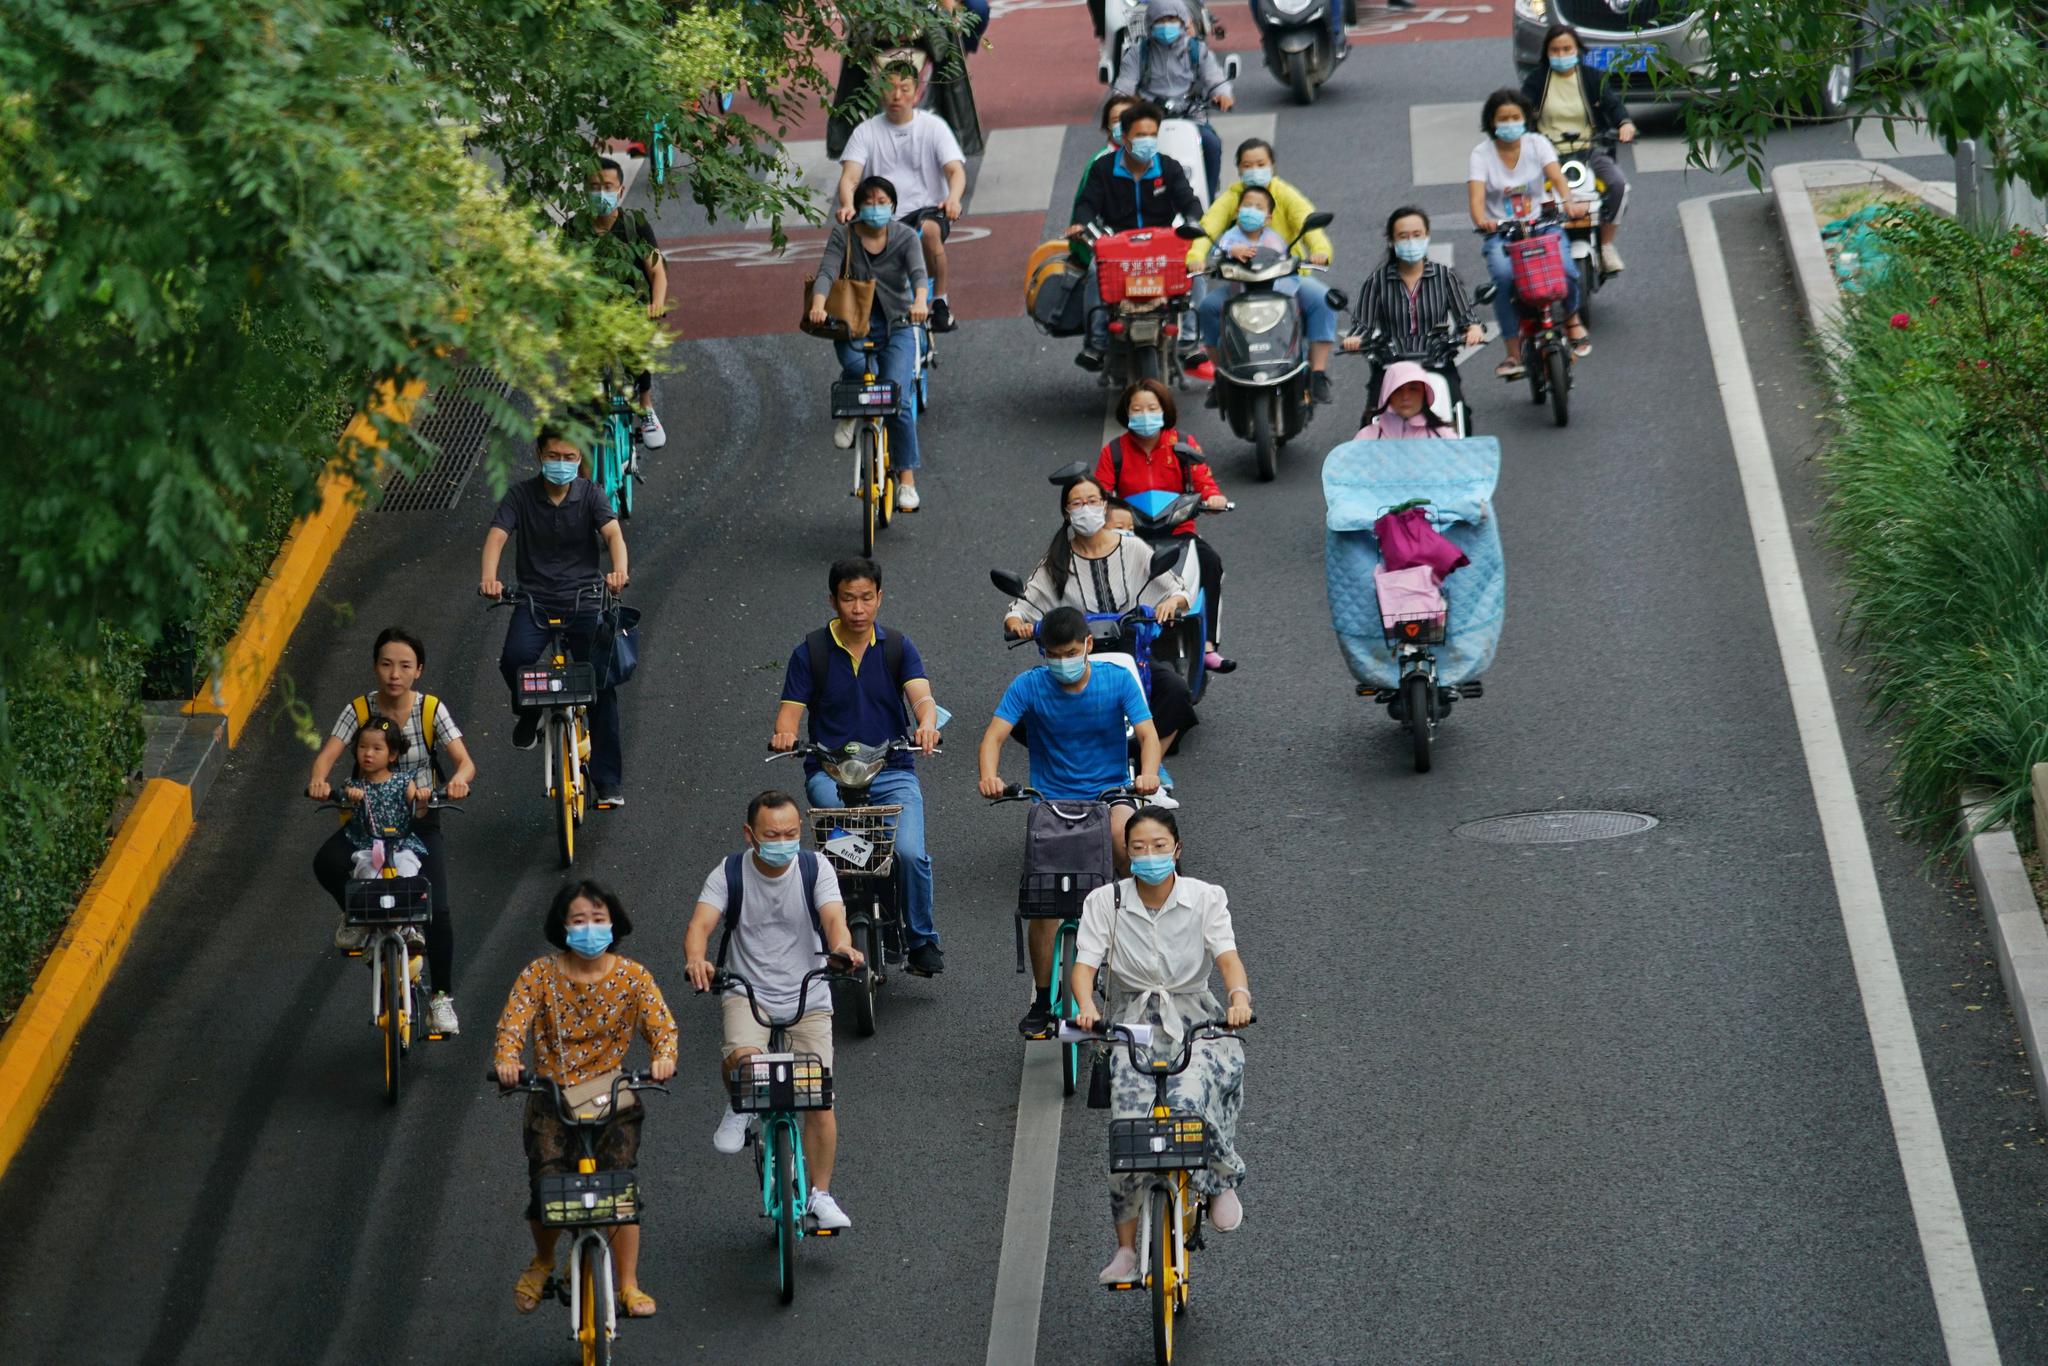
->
[1774, 158, 2048, 1118]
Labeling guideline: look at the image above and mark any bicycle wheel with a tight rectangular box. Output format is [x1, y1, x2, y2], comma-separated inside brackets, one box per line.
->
[381, 941, 404, 1105]
[877, 429, 895, 531]
[839, 912, 880, 1037]
[609, 414, 636, 521]
[578, 1239, 611, 1366]
[1150, 1185, 1177, 1364]
[773, 1123, 798, 1304]
[857, 426, 879, 556]
[1054, 922, 1079, 1096]
[1403, 672, 1433, 774]
[556, 718, 577, 867]
[1546, 347, 1571, 428]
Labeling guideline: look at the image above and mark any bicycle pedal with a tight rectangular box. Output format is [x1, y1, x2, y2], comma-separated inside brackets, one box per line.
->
[1103, 1280, 1141, 1293]
[904, 965, 935, 979]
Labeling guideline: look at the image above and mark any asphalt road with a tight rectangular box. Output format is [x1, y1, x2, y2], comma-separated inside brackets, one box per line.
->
[5, 11, 2047, 1364]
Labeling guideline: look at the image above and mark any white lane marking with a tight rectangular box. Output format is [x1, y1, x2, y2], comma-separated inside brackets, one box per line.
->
[659, 226, 994, 268]
[970, 125, 1070, 216]
[1631, 134, 1723, 175]
[985, 1046, 1065, 1366]
[1682, 192, 2001, 1365]
[1426, 242, 1457, 268]
[1210, 112, 1278, 161]
[746, 138, 843, 228]
[1408, 102, 1481, 186]
[1347, 3, 1498, 37]
[1855, 108, 1945, 160]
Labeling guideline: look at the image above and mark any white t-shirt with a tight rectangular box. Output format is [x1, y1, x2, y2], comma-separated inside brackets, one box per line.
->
[1468, 132, 1560, 224]
[841, 111, 965, 216]
[698, 855, 844, 1019]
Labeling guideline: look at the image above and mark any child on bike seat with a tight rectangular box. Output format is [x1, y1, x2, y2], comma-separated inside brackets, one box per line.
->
[343, 719, 430, 879]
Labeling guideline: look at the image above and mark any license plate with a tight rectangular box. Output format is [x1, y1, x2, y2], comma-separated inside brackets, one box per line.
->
[1585, 44, 1651, 73]
[1127, 274, 1164, 296]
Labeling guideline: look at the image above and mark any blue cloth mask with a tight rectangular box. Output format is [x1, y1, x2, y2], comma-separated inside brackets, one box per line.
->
[1236, 206, 1267, 235]
[755, 838, 800, 868]
[1393, 237, 1430, 264]
[1549, 54, 1579, 72]
[1151, 21, 1182, 43]
[587, 189, 620, 216]
[1046, 655, 1088, 684]
[856, 204, 894, 229]
[565, 923, 614, 959]
[541, 459, 579, 486]
[1493, 121, 1526, 143]
[1128, 135, 1159, 164]
[1127, 410, 1165, 437]
[1130, 855, 1177, 885]
[1240, 167, 1273, 189]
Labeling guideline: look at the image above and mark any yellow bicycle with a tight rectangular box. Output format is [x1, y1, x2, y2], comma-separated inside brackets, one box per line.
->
[832, 335, 898, 555]
[491, 582, 618, 866]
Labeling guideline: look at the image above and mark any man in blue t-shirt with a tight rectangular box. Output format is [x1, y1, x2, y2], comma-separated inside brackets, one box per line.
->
[978, 606, 1162, 1037]
[773, 557, 947, 976]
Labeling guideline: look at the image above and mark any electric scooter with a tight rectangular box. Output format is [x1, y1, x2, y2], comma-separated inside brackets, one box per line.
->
[1205, 211, 1348, 480]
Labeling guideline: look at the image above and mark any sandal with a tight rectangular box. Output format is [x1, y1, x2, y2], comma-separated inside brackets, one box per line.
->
[1494, 358, 1526, 380]
[618, 1286, 659, 1318]
[514, 1257, 553, 1315]
[1567, 326, 1592, 359]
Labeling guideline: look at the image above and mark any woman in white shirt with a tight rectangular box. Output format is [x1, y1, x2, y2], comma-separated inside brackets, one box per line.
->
[1073, 807, 1254, 1286]
[1467, 87, 1592, 379]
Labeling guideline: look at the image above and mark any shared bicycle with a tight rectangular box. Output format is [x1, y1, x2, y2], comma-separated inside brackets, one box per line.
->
[487, 581, 621, 867]
[493, 1069, 669, 1365]
[591, 371, 641, 521]
[832, 323, 931, 555]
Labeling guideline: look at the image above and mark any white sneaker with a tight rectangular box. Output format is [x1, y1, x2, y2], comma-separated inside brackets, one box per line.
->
[639, 409, 668, 449]
[711, 1108, 751, 1154]
[833, 418, 857, 450]
[897, 483, 921, 512]
[807, 1188, 851, 1230]
[1600, 244, 1625, 274]
[428, 992, 460, 1036]
[1208, 1188, 1243, 1232]
[1098, 1247, 1139, 1285]
[333, 915, 368, 952]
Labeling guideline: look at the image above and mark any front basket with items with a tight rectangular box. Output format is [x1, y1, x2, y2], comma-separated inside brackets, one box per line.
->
[830, 379, 900, 419]
[534, 1169, 640, 1228]
[344, 875, 433, 926]
[515, 659, 596, 709]
[1507, 231, 1570, 305]
[1109, 1114, 1211, 1172]
[1093, 229, 1191, 306]
[809, 806, 903, 879]
[728, 1052, 834, 1113]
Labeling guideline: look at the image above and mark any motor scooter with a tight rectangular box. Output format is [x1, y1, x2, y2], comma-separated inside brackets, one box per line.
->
[1251, 0, 1349, 105]
[1553, 131, 1619, 326]
[1204, 210, 1347, 480]
[1473, 199, 1575, 429]
[1098, 0, 1229, 87]
[1081, 221, 1207, 389]
[1346, 318, 1494, 437]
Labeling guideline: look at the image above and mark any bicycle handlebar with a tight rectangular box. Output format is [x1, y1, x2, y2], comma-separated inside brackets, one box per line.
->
[488, 1068, 671, 1126]
[707, 956, 858, 1033]
[482, 580, 618, 611]
[1078, 1017, 1256, 1073]
[985, 783, 1151, 806]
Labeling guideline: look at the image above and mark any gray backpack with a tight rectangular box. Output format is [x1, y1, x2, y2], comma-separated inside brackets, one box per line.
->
[1017, 801, 1114, 919]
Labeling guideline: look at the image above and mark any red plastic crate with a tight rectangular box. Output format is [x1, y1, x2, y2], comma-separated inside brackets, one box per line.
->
[1507, 232, 1569, 305]
[1094, 228, 1191, 305]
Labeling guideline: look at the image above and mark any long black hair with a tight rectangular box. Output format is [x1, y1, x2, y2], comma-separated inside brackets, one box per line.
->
[1037, 475, 1106, 601]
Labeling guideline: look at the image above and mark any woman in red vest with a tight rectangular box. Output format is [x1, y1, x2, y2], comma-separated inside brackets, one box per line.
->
[1092, 379, 1235, 674]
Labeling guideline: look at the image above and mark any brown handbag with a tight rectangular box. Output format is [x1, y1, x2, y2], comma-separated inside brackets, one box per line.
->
[800, 226, 875, 341]
[549, 968, 637, 1122]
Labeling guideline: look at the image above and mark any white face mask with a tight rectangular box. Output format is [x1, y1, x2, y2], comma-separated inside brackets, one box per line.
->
[1069, 504, 1108, 536]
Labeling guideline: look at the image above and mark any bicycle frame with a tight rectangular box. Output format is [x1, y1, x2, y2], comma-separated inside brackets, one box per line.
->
[491, 583, 613, 865]
[592, 372, 639, 521]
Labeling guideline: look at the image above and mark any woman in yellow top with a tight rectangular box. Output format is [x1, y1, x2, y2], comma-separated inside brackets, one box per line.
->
[495, 880, 679, 1319]
[1519, 23, 1637, 276]
[1189, 138, 1341, 403]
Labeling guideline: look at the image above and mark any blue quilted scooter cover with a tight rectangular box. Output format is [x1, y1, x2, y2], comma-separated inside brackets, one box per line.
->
[1322, 436, 1505, 689]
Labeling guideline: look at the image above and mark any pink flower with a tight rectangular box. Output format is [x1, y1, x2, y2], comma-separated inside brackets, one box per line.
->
[1977, 359, 1991, 369]
[1890, 312, 1912, 329]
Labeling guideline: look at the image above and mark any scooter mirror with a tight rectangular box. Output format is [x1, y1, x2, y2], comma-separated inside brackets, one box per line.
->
[1324, 287, 1350, 312]
[1473, 283, 1499, 305]
[1174, 222, 1207, 240]
[1171, 440, 1203, 463]
[1147, 541, 1185, 581]
[1298, 211, 1336, 235]
[990, 569, 1029, 599]
[1046, 459, 1093, 484]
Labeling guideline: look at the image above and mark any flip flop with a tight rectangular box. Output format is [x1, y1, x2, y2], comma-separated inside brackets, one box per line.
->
[1495, 360, 1526, 380]
[514, 1258, 553, 1314]
[1567, 327, 1593, 358]
[618, 1286, 659, 1318]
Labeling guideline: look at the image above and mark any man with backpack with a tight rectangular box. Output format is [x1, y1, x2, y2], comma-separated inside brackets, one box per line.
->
[683, 790, 865, 1230]
[770, 556, 947, 977]
[1110, 0, 1235, 196]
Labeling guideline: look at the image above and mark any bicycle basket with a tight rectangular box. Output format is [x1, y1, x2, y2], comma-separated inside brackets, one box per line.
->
[515, 660, 596, 708]
[534, 1169, 640, 1228]
[728, 1052, 833, 1113]
[809, 806, 903, 879]
[1109, 1114, 1211, 1173]
[1380, 612, 1449, 646]
[1507, 232, 1570, 305]
[344, 875, 433, 925]
[1018, 870, 1111, 920]
[1094, 230, 1191, 306]
[831, 379, 900, 419]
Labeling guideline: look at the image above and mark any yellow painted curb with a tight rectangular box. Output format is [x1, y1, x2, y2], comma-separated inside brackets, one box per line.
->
[0, 780, 194, 1174]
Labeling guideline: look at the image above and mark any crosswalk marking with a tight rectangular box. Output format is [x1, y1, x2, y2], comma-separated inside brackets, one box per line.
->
[1209, 112, 1279, 164]
[1629, 135, 1722, 174]
[745, 139, 843, 229]
[1854, 112, 1944, 161]
[967, 124, 1069, 216]
[1409, 103, 1480, 186]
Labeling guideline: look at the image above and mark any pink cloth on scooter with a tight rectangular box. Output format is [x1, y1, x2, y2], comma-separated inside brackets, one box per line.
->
[1373, 502, 1469, 579]
[1355, 361, 1453, 441]
[1373, 564, 1446, 630]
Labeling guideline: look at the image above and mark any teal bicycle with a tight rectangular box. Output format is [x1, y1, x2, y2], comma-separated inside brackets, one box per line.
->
[710, 958, 855, 1304]
[592, 370, 640, 520]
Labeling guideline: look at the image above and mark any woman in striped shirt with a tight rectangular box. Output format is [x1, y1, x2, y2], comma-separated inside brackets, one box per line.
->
[1341, 206, 1484, 405]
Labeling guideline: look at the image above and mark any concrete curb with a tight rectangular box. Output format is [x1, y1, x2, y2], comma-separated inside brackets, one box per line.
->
[1773, 160, 2048, 1119]
[0, 375, 426, 1177]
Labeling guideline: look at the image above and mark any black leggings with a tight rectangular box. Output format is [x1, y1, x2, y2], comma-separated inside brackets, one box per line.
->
[314, 820, 454, 992]
[1187, 535, 1225, 646]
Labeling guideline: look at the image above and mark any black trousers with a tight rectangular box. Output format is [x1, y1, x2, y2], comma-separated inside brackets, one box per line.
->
[1186, 534, 1225, 646]
[314, 817, 454, 992]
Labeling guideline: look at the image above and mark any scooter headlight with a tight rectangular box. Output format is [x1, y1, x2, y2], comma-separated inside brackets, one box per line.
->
[1513, 0, 1548, 18]
[1234, 297, 1292, 334]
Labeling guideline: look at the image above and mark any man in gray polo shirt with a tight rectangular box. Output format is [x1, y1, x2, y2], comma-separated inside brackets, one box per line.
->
[478, 429, 632, 807]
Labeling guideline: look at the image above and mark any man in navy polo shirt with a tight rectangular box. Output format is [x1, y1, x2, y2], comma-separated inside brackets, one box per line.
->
[771, 557, 946, 976]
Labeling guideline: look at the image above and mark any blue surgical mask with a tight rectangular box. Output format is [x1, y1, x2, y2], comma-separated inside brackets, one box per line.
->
[1046, 654, 1088, 684]
[755, 838, 800, 868]
[541, 459, 579, 485]
[856, 203, 894, 229]
[1127, 410, 1165, 437]
[1240, 167, 1273, 189]
[1130, 855, 1177, 885]
[1128, 135, 1158, 164]
[1151, 21, 1182, 43]
[565, 923, 614, 959]
[1236, 206, 1267, 235]
[1108, 125, 1123, 147]
[1493, 121, 1526, 143]
[1549, 53, 1579, 73]
[1393, 237, 1430, 264]
[587, 188, 620, 216]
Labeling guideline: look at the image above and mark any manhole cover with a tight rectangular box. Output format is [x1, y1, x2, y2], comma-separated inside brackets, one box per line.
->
[1454, 811, 1659, 845]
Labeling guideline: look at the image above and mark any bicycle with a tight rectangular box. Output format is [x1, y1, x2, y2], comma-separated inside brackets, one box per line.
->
[1089, 1017, 1254, 1365]
[831, 336, 900, 555]
[492, 1069, 670, 1365]
[314, 791, 463, 1104]
[487, 582, 619, 867]
[989, 783, 1147, 1097]
[707, 959, 856, 1304]
[590, 371, 641, 521]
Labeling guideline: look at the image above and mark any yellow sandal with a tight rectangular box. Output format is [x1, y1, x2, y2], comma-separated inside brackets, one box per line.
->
[514, 1258, 553, 1314]
[618, 1286, 658, 1318]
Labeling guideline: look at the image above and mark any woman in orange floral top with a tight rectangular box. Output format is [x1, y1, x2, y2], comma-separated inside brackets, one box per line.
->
[495, 880, 678, 1318]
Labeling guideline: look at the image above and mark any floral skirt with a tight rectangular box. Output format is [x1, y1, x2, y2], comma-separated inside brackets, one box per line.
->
[1106, 994, 1246, 1224]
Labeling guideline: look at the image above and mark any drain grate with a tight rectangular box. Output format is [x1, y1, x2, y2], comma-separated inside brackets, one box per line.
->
[377, 365, 512, 513]
[1454, 810, 1659, 845]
